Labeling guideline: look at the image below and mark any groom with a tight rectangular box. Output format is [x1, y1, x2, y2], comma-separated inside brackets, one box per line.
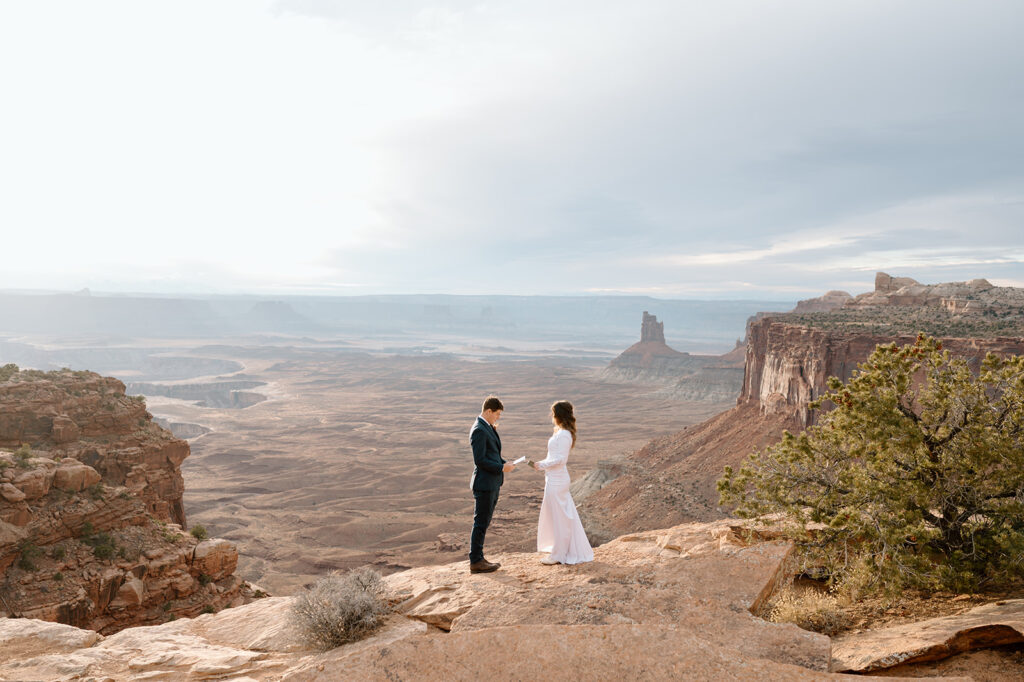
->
[468, 395, 515, 573]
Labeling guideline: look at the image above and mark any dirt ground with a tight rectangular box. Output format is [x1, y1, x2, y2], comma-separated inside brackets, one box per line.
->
[147, 345, 729, 595]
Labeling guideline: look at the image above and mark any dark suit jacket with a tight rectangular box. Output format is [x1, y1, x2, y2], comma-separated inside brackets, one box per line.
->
[469, 416, 505, 491]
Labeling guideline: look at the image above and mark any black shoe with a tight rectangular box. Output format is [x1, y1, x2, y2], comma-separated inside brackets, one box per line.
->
[469, 559, 499, 573]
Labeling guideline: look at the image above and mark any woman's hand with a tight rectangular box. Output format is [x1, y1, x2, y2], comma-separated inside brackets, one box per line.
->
[530, 460, 540, 471]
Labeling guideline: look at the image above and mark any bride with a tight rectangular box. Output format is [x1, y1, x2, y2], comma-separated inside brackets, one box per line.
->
[530, 401, 594, 565]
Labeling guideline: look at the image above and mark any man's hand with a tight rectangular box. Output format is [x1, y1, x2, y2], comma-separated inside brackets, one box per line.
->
[502, 462, 515, 473]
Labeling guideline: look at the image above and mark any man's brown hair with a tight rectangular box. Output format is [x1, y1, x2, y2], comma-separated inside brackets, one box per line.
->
[482, 396, 504, 412]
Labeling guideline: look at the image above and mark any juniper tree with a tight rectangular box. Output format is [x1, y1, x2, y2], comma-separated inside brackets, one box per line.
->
[718, 334, 1024, 594]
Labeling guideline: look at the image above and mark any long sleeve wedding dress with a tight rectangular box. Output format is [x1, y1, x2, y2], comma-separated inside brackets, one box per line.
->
[535, 429, 594, 564]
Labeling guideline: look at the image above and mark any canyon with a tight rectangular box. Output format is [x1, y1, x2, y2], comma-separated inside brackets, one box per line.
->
[582, 273, 1024, 541]
[3, 274, 1024, 678]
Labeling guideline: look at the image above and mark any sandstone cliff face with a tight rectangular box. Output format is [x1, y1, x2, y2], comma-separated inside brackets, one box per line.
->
[741, 317, 1024, 426]
[0, 368, 249, 634]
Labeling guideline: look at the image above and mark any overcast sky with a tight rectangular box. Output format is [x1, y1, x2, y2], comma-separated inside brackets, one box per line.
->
[1, 1, 1022, 298]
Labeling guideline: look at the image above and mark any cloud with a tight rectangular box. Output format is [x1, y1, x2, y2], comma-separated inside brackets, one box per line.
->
[1, 1, 1023, 296]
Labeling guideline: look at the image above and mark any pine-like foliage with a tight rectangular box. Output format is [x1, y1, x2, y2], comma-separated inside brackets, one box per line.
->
[719, 334, 1024, 594]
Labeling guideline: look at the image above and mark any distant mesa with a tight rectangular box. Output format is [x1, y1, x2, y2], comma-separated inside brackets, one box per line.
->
[127, 381, 267, 410]
[604, 312, 743, 403]
[239, 301, 321, 333]
[612, 311, 688, 364]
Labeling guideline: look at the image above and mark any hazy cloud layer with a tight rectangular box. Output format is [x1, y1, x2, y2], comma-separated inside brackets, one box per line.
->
[1, 1, 1022, 297]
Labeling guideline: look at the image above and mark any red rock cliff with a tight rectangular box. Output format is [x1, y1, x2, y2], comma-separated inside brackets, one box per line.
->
[741, 318, 1024, 426]
[0, 367, 252, 633]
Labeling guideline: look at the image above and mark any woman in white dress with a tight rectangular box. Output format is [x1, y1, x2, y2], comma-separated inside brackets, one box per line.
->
[530, 401, 594, 565]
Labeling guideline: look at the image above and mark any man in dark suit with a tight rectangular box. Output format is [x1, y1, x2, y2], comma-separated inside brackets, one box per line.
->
[468, 395, 516, 573]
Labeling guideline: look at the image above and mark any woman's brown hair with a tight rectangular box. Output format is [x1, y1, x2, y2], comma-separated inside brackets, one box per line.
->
[551, 400, 577, 448]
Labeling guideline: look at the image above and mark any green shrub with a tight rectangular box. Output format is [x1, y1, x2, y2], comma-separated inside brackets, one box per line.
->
[720, 335, 1024, 595]
[190, 524, 208, 541]
[201, 605, 216, 615]
[290, 567, 389, 650]
[53, 572, 64, 581]
[17, 542, 41, 572]
[198, 573, 212, 586]
[14, 444, 33, 468]
[82, 530, 117, 561]
[0, 363, 18, 382]
[88, 483, 105, 501]
[50, 545, 67, 560]
[80, 521, 95, 537]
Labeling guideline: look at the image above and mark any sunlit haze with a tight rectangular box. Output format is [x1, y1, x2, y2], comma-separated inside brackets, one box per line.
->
[2, 0, 1022, 297]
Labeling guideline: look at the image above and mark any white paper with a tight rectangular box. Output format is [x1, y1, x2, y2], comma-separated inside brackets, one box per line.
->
[512, 456, 527, 465]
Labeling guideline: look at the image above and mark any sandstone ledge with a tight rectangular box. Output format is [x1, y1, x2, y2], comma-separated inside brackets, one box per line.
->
[832, 598, 1024, 673]
[0, 519, 845, 680]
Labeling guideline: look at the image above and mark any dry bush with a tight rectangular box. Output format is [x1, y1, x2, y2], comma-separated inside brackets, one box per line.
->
[767, 585, 851, 636]
[290, 567, 389, 650]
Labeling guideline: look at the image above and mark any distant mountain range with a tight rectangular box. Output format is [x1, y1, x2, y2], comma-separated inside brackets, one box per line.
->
[0, 292, 793, 353]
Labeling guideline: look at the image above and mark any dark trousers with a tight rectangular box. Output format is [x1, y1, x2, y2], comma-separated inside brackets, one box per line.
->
[469, 488, 500, 563]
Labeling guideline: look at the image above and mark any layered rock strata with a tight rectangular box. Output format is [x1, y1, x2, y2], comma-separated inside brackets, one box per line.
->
[0, 367, 249, 633]
[741, 318, 1024, 426]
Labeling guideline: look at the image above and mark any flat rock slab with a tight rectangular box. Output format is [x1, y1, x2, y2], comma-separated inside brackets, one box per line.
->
[281, 623, 957, 682]
[832, 598, 1024, 672]
[0, 618, 103, 662]
[387, 518, 831, 672]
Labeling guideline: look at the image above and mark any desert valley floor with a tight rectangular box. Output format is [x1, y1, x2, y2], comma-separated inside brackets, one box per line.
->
[137, 343, 730, 594]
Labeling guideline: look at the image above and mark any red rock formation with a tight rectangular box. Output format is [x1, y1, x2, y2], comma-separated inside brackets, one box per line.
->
[584, 277, 1024, 540]
[741, 317, 1024, 426]
[0, 368, 251, 634]
[640, 310, 665, 343]
[605, 312, 744, 402]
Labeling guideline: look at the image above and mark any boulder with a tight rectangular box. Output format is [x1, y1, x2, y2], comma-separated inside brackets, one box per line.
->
[12, 463, 56, 500]
[0, 482, 26, 503]
[110, 577, 145, 609]
[832, 599, 1024, 672]
[0, 617, 103, 660]
[52, 461, 101, 493]
[192, 538, 239, 580]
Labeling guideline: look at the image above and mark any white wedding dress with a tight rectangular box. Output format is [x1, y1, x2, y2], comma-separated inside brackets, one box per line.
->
[535, 428, 594, 564]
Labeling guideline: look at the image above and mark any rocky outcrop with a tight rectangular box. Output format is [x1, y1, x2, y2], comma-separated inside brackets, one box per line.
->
[640, 310, 666, 343]
[791, 290, 852, 314]
[848, 271, 1005, 309]
[0, 367, 251, 634]
[0, 519, 860, 680]
[605, 312, 744, 403]
[832, 599, 1024, 673]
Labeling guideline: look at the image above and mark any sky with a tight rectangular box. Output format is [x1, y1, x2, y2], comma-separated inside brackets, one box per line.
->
[1, 0, 1022, 299]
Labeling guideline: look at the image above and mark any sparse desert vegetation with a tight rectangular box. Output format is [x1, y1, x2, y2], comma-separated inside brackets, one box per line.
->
[290, 567, 389, 650]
